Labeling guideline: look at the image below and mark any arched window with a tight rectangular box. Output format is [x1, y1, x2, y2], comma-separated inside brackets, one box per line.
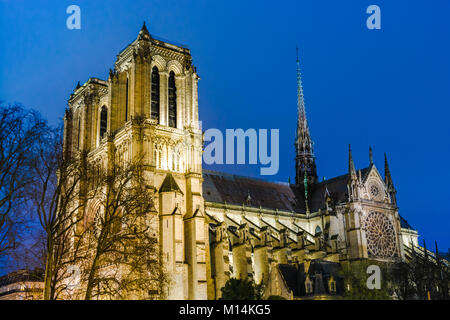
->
[125, 77, 129, 122]
[151, 66, 160, 122]
[77, 117, 81, 149]
[171, 147, 175, 171]
[315, 226, 322, 236]
[305, 275, 313, 294]
[168, 71, 177, 128]
[328, 276, 336, 294]
[99, 106, 107, 142]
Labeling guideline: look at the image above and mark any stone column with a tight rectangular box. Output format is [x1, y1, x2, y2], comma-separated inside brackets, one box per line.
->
[159, 188, 185, 299]
[273, 229, 290, 264]
[175, 75, 185, 129]
[159, 71, 168, 126]
[291, 232, 308, 263]
[191, 73, 199, 129]
[184, 207, 207, 300]
[345, 206, 368, 259]
[230, 224, 253, 280]
[253, 226, 272, 285]
[212, 223, 231, 299]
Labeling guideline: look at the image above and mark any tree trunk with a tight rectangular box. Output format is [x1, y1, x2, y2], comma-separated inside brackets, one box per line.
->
[84, 255, 100, 300]
[43, 238, 54, 300]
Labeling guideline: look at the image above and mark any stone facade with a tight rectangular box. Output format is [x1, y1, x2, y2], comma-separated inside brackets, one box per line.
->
[0, 269, 43, 300]
[63, 23, 419, 300]
[64, 24, 205, 299]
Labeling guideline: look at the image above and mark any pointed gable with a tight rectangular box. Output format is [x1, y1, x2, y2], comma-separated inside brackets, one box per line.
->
[159, 173, 183, 194]
[137, 21, 151, 41]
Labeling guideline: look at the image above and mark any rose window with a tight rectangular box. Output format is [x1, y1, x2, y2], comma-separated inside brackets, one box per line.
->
[370, 185, 379, 197]
[363, 211, 397, 258]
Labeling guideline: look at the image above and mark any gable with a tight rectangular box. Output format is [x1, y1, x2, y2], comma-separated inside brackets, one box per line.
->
[361, 164, 388, 202]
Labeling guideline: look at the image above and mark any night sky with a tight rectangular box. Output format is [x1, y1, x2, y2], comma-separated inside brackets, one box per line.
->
[1, 0, 449, 252]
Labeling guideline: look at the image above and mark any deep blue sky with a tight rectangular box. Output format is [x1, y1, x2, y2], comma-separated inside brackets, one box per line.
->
[1, 0, 449, 251]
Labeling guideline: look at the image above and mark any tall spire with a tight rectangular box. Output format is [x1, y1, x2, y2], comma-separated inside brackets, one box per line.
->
[295, 47, 317, 185]
[384, 153, 393, 185]
[348, 145, 359, 202]
[369, 147, 373, 165]
[384, 153, 397, 206]
[137, 21, 151, 41]
[349, 145, 357, 178]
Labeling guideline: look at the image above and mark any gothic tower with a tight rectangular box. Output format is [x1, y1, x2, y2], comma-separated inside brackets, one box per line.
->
[295, 48, 317, 186]
[64, 22, 207, 300]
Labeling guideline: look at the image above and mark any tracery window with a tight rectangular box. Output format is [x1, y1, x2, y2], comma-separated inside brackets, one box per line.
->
[93, 207, 102, 238]
[315, 226, 322, 236]
[329, 276, 336, 294]
[168, 71, 177, 128]
[363, 211, 397, 258]
[99, 106, 107, 142]
[171, 147, 175, 171]
[151, 66, 160, 122]
[305, 276, 313, 294]
[154, 143, 162, 168]
[125, 77, 129, 122]
[77, 117, 81, 149]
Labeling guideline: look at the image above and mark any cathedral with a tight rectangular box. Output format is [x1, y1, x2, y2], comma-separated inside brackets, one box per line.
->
[63, 23, 419, 300]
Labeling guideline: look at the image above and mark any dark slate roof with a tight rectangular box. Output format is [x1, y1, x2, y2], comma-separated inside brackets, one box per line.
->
[400, 215, 414, 230]
[159, 173, 183, 194]
[307, 259, 342, 277]
[202, 170, 301, 212]
[202, 169, 371, 213]
[278, 264, 303, 296]
[0, 269, 43, 287]
[277, 260, 344, 297]
[203, 169, 415, 245]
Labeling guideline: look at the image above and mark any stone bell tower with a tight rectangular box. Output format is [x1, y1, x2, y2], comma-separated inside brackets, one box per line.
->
[64, 22, 208, 299]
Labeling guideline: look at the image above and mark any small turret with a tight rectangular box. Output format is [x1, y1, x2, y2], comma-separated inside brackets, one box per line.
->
[384, 153, 397, 206]
[348, 145, 359, 201]
[137, 21, 151, 41]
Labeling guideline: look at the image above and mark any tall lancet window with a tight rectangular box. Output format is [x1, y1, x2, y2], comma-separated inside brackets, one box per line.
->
[125, 77, 129, 122]
[168, 71, 177, 128]
[151, 66, 160, 122]
[77, 117, 81, 149]
[99, 106, 107, 142]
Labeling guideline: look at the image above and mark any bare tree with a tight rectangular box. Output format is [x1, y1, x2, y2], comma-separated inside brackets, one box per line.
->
[0, 103, 46, 257]
[26, 125, 96, 300]
[387, 245, 450, 300]
[78, 156, 168, 300]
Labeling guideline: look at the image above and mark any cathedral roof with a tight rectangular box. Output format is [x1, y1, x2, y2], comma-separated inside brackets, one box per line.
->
[309, 167, 371, 210]
[202, 169, 372, 213]
[277, 260, 344, 297]
[202, 169, 413, 227]
[202, 170, 301, 212]
[159, 173, 183, 194]
[399, 215, 414, 230]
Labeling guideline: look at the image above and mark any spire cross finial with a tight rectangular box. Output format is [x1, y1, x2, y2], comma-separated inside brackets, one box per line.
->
[384, 153, 393, 185]
[296, 47, 306, 123]
[349, 144, 356, 176]
[295, 47, 317, 185]
[138, 21, 151, 40]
